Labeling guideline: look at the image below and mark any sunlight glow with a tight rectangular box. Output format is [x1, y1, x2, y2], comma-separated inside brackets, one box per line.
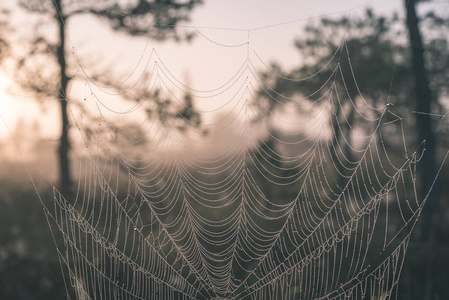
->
[0, 72, 18, 136]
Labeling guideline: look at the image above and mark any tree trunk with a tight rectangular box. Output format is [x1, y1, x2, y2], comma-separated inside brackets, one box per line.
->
[404, 0, 439, 241]
[403, 1, 441, 299]
[53, 0, 72, 198]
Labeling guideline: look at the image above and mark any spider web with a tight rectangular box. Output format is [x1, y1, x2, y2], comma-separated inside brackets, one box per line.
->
[10, 3, 448, 300]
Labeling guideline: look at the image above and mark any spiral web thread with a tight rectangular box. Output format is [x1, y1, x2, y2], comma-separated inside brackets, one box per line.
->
[25, 3, 448, 300]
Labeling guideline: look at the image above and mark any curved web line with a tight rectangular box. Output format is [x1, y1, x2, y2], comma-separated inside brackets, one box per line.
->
[229, 105, 389, 298]
[91, 102, 220, 297]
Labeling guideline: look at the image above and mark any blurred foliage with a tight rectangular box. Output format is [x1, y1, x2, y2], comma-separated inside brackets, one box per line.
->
[253, 7, 449, 300]
[0, 178, 66, 300]
[0, 9, 10, 62]
[255, 9, 449, 148]
[11, 0, 204, 197]
[14, 0, 203, 102]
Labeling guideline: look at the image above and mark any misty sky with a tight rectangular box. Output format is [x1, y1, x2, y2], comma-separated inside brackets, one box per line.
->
[0, 0, 405, 138]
